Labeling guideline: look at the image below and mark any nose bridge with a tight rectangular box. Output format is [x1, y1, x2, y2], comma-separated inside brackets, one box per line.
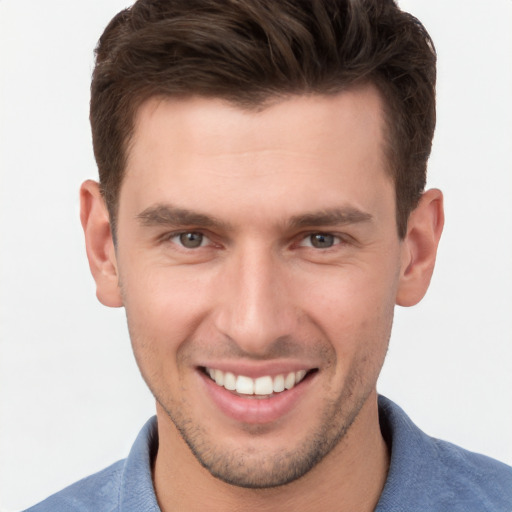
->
[214, 241, 291, 355]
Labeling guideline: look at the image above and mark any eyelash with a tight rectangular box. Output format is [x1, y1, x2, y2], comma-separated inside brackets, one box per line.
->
[297, 232, 344, 250]
[162, 230, 347, 251]
[165, 231, 212, 249]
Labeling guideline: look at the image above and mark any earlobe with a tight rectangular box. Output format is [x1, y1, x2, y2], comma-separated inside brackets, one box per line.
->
[80, 180, 123, 308]
[396, 189, 444, 307]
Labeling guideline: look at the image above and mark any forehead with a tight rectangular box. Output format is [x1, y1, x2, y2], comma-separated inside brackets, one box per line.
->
[128, 86, 386, 167]
[121, 86, 392, 225]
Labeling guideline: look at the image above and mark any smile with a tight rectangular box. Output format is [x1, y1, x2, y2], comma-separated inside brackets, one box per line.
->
[204, 367, 310, 397]
[200, 365, 319, 423]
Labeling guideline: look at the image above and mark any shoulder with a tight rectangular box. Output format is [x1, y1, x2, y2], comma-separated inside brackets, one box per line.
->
[377, 396, 512, 512]
[425, 436, 512, 510]
[23, 460, 125, 512]
[23, 416, 160, 512]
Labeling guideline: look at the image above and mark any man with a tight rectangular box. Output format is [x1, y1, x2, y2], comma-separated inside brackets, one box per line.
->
[25, 0, 512, 511]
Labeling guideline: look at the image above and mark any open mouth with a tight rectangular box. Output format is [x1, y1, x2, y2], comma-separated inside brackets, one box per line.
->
[201, 367, 318, 398]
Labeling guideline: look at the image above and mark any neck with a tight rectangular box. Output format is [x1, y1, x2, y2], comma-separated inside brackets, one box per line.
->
[153, 391, 389, 512]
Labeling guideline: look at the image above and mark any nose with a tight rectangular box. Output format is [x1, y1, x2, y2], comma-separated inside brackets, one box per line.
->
[212, 242, 295, 356]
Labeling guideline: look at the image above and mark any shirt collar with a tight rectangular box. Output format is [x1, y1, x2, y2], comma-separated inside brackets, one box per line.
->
[375, 395, 443, 511]
[116, 396, 431, 511]
[119, 416, 160, 511]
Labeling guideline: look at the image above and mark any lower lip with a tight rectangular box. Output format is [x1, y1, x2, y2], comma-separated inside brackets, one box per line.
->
[199, 371, 315, 424]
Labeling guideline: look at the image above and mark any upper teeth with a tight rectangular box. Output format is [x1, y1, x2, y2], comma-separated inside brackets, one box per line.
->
[206, 368, 307, 396]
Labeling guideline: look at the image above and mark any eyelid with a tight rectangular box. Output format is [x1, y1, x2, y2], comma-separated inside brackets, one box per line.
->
[161, 230, 212, 248]
[297, 232, 343, 248]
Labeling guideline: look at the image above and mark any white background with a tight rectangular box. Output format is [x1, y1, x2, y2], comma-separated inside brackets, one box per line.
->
[1, 1, 511, 510]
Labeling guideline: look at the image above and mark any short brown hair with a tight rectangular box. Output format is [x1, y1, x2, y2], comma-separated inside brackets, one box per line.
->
[90, 0, 436, 238]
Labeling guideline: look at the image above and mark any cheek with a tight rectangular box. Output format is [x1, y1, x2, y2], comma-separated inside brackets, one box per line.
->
[120, 265, 214, 364]
[298, 263, 398, 355]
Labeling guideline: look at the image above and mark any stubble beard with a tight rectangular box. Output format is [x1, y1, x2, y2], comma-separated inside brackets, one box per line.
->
[126, 305, 393, 489]
[154, 373, 374, 489]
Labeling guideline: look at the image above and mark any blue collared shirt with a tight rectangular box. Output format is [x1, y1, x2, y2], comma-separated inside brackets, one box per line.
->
[25, 396, 512, 511]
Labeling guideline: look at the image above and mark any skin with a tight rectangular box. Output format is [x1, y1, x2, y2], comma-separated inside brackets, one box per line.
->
[81, 85, 444, 511]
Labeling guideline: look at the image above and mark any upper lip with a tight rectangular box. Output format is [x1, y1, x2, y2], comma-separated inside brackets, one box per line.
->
[197, 361, 318, 379]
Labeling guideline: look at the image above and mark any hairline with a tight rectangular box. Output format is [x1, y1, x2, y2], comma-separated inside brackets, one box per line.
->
[106, 80, 407, 244]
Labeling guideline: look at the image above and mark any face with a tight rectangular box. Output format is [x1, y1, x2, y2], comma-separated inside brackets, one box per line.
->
[114, 87, 404, 488]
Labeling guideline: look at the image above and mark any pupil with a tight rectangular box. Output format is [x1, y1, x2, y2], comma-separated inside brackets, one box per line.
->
[311, 233, 334, 248]
[180, 232, 203, 248]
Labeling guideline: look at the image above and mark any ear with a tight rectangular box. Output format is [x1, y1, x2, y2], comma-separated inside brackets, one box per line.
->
[80, 180, 123, 307]
[396, 188, 444, 307]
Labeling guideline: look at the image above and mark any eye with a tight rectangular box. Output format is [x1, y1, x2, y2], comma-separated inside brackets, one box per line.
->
[171, 232, 207, 249]
[300, 233, 340, 249]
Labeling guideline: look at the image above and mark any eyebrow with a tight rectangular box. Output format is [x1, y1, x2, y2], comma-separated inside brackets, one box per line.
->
[137, 204, 232, 230]
[287, 208, 373, 229]
[137, 203, 373, 232]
